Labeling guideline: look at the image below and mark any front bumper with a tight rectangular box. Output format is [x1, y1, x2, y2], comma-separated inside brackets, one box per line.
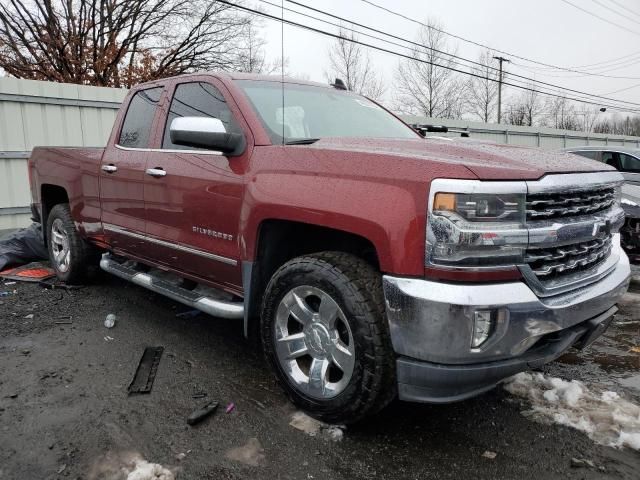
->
[383, 249, 630, 403]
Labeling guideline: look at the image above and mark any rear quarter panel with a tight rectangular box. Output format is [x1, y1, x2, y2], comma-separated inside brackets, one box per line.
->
[30, 146, 105, 239]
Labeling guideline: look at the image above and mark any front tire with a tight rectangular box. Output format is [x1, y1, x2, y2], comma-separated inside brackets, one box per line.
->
[261, 252, 396, 424]
[46, 203, 97, 283]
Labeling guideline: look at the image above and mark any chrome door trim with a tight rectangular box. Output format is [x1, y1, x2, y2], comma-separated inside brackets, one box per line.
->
[114, 144, 223, 156]
[101, 164, 118, 173]
[103, 224, 238, 266]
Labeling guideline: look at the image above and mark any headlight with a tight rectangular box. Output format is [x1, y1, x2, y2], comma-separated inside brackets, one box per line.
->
[426, 180, 528, 276]
[433, 192, 524, 222]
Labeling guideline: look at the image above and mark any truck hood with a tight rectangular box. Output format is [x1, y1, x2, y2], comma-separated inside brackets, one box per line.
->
[306, 137, 614, 180]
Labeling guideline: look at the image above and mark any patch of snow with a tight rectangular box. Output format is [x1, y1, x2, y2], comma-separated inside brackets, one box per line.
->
[225, 437, 265, 466]
[126, 459, 174, 480]
[88, 451, 174, 480]
[289, 411, 345, 441]
[505, 372, 640, 451]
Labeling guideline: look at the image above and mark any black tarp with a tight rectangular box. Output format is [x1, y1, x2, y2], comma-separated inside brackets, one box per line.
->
[0, 223, 49, 271]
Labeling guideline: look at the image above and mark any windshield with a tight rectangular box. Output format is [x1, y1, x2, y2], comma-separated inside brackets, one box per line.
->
[237, 80, 419, 144]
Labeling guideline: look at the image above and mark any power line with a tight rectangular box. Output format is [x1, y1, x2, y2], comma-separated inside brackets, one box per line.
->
[360, 0, 640, 78]
[281, 0, 640, 109]
[215, 0, 640, 113]
[564, 49, 640, 69]
[559, 0, 640, 37]
[519, 52, 640, 74]
[510, 57, 640, 80]
[606, 0, 640, 19]
[601, 82, 640, 96]
[591, 0, 639, 22]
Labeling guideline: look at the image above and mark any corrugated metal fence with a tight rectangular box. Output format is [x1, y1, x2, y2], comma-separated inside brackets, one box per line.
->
[400, 114, 640, 149]
[0, 77, 126, 229]
[1, 77, 640, 229]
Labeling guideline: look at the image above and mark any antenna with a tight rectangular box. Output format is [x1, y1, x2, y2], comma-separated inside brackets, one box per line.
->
[281, 0, 285, 144]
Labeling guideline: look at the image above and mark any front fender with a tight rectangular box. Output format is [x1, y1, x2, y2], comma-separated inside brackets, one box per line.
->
[240, 171, 427, 275]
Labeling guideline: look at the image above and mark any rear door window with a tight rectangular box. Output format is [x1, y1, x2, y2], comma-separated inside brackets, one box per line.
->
[163, 82, 241, 150]
[118, 87, 163, 148]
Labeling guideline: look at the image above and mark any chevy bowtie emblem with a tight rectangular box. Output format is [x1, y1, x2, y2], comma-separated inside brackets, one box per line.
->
[592, 220, 611, 237]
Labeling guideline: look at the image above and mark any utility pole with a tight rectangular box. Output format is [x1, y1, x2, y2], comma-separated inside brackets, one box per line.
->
[493, 56, 510, 124]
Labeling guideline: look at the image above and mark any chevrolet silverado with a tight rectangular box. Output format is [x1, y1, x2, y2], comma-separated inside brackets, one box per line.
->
[28, 73, 630, 423]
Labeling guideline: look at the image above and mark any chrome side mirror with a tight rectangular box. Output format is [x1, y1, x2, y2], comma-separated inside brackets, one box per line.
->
[170, 116, 244, 154]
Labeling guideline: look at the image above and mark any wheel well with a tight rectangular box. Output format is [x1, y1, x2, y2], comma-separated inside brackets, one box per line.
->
[244, 219, 380, 339]
[40, 184, 69, 241]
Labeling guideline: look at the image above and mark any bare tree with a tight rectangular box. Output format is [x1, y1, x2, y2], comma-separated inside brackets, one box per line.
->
[545, 95, 581, 130]
[394, 18, 466, 119]
[579, 107, 609, 133]
[505, 84, 542, 126]
[505, 104, 528, 126]
[595, 114, 640, 136]
[236, 21, 268, 74]
[326, 28, 385, 100]
[466, 50, 498, 123]
[236, 18, 288, 75]
[0, 0, 253, 87]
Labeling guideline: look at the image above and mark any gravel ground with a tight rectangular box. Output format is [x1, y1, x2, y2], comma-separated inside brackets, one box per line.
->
[1, 272, 639, 480]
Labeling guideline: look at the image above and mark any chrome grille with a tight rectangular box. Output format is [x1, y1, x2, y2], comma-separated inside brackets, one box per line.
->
[525, 235, 612, 280]
[526, 187, 615, 221]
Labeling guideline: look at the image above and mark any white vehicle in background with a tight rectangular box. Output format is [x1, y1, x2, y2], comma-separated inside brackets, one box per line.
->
[565, 147, 640, 255]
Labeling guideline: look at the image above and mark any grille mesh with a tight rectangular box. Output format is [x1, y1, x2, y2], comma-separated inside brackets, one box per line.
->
[525, 235, 612, 280]
[526, 188, 615, 221]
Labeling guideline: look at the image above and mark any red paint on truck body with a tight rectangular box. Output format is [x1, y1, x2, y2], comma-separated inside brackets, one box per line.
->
[28, 72, 616, 297]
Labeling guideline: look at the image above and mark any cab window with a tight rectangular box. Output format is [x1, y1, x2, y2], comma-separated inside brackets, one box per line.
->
[619, 153, 640, 172]
[602, 152, 621, 170]
[118, 87, 163, 148]
[163, 82, 241, 150]
[572, 150, 598, 161]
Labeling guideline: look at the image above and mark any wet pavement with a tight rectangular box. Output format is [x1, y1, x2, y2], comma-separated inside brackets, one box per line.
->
[0, 272, 639, 479]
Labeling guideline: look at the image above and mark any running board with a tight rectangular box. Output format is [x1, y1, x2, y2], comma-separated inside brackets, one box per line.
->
[99, 253, 244, 319]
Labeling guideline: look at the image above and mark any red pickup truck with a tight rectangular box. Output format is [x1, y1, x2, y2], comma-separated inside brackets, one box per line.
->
[29, 72, 630, 423]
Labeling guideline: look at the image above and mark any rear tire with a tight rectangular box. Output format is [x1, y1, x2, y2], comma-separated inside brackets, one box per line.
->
[46, 203, 97, 284]
[261, 252, 396, 424]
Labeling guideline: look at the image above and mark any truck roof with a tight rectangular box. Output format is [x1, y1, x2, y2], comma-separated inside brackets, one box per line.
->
[133, 71, 331, 90]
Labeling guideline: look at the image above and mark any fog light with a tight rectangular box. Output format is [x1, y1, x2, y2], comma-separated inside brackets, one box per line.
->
[472, 310, 494, 348]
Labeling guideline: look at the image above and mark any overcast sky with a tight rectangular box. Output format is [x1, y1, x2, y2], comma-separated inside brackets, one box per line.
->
[252, 0, 640, 116]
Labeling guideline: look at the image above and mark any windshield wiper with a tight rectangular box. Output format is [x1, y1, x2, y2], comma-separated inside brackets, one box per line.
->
[284, 138, 320, 145]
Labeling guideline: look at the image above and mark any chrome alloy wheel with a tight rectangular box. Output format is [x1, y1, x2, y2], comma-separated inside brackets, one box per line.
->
[50, 218, 71, 273]
[274, 285, 355, 399]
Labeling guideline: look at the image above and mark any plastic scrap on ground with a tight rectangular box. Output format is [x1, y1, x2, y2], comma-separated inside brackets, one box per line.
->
[0, 261, 55, 282]
[104, 313, 116, 328]
[187, 401, 219, 426]
[128, 347, 164, 394]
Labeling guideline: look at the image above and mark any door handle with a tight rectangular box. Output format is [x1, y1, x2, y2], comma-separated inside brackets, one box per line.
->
[101, 164, 117, 173]
[146, 168, 167, 178]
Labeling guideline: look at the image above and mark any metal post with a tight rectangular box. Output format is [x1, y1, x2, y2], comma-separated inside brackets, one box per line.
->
[493, 56, 510, 124]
